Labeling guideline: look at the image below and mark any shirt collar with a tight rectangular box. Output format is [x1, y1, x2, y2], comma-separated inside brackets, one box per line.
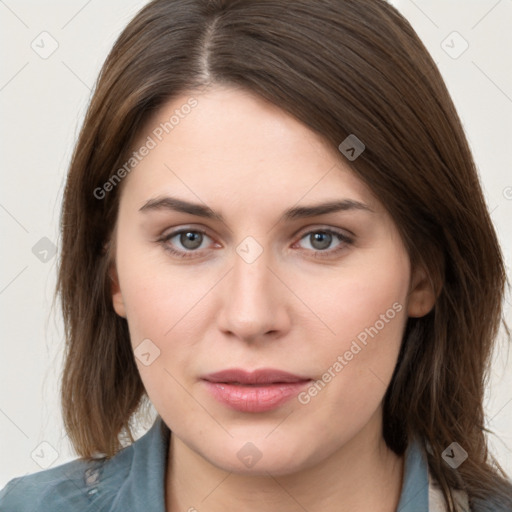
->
[108, 415, 169, 510]
[396, 436, 430, 511]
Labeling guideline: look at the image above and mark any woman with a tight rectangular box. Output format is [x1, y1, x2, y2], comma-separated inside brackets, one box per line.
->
[1, 0, 511, 510]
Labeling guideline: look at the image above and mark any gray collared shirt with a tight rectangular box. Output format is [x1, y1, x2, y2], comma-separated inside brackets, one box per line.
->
[0, 415, 468, 511]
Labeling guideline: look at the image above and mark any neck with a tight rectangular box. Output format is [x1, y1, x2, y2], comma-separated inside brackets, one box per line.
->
[165, 415, 404, 512]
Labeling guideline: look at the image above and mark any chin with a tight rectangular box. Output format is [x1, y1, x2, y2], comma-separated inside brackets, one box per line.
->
[198, 435, 319, 477]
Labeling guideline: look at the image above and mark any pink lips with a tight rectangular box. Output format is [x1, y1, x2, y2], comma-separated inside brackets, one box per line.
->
[201, 368, 312, 413]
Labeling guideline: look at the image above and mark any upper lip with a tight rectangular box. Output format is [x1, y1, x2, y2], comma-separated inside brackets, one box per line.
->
[202, 368, 312, 385]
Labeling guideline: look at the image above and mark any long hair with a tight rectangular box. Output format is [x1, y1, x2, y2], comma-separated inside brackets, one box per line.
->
[57, 1, 512, 509]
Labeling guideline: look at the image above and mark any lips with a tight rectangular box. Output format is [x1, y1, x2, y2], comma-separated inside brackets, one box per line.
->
[201, 368, 311, 385]
[202, 368, 313, 413]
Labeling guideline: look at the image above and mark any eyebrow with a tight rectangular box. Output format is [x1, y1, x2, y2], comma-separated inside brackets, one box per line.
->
[139, 196, 373, 222]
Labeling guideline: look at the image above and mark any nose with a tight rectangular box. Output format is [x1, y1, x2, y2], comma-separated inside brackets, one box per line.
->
[216, 244, 291, 343]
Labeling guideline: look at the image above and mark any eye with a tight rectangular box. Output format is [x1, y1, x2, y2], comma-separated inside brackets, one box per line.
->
[158, 228, 215, 258]
[158, 226, 354, 260]
[294, 229, 353, 257]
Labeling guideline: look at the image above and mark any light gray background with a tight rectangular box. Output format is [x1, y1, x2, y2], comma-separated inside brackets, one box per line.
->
[1, 0, 511, 488]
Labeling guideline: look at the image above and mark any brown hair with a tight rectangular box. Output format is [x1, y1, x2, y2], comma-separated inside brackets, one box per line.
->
[57, 0, 512, 509]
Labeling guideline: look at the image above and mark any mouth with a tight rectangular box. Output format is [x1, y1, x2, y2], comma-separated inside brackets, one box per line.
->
[201, 367, 312, 385]
[201, 368, 313, 412]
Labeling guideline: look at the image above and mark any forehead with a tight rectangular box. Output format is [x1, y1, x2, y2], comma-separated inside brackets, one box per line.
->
[120, 86, 378, 213]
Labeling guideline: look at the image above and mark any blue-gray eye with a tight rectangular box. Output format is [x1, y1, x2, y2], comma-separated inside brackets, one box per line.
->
[178, 231, 203, 250]
[298, 230, 350, 252]
[308, 232, 333, 250]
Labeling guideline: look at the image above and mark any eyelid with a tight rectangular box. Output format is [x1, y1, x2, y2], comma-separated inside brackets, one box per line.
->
[158, 223, 217, 241]
[292, 227, 354, 257]
[156, 228, 212, 260]
[158, 226, 216, 248]
[294, 224, 355, 240]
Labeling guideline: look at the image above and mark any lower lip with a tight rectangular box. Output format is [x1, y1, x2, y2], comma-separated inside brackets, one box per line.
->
[202, 380, 312, 413]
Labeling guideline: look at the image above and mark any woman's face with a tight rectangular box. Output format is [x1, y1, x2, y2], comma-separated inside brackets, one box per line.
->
[111, 85, 433, 475]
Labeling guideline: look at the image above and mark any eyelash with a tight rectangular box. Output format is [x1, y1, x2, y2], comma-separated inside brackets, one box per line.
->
[157, 227, 354, 260]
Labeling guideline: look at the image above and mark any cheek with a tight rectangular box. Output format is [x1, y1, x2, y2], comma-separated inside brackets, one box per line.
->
[114, 235, 221, 383]
[303, 240, 409, 339]
[114, 256, 207, 416]
[113, 219, 193, 340]
[296, 245, 410, 418]
[119, 264, 204, 348]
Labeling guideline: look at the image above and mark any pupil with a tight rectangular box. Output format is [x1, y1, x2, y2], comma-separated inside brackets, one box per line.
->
[312, 232, 331, 250]
[181, 231, 202, 249]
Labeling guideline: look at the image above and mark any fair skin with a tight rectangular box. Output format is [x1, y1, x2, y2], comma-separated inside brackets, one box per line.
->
[111, 85, 435, 512]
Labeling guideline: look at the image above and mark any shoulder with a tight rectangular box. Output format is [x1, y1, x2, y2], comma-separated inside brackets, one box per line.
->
[0, 445, 134, 512]
[0, 416, 169, 512]
[428, 464, 512, 512]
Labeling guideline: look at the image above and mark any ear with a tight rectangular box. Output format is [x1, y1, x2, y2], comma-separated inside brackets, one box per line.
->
[407, 264, 437, 318]
[109, 262, 127, 318]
